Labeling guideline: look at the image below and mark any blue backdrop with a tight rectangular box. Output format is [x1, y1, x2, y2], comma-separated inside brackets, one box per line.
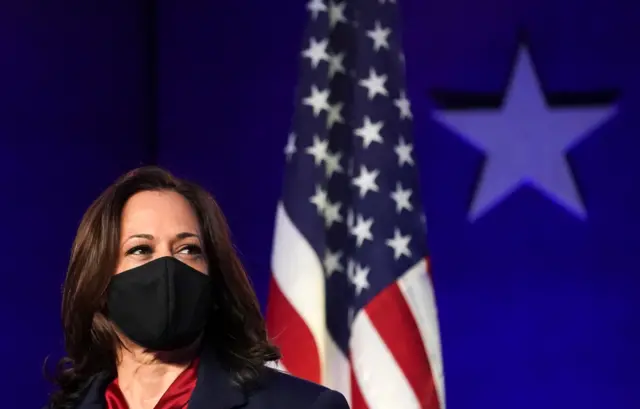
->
[2, 1, 639, 408]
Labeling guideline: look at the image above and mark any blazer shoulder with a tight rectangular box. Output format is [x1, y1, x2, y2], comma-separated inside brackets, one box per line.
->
[255, 367, 349, 408]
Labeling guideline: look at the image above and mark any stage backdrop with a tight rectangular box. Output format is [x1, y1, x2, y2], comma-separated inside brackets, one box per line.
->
[1, 1, 639, 408]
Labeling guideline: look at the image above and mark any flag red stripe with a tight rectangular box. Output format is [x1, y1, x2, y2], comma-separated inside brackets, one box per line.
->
[265, 276, 322, 384]
[365, 282, 440, 409]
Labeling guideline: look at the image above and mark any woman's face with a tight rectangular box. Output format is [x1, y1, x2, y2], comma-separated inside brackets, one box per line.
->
[115, 190, 208, 275]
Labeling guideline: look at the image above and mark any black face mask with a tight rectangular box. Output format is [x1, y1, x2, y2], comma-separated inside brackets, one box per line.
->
[106, 256, 213, 351]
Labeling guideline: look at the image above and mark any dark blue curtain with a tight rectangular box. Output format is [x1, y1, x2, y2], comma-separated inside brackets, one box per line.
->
[2, 1, 639, 409]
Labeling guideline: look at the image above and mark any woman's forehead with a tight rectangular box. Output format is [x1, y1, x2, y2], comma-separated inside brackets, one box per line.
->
[120, 191, 200, 237]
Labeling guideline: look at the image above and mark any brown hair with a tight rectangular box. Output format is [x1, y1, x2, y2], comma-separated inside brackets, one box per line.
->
[46, 166, 279, 409]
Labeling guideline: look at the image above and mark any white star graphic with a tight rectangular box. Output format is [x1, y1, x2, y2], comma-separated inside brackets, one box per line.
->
[328, 52, 346, 78]
[352, 165, 380, 198]
[366, 21, 391, 51]
[359, 68, 388, 100]
[390, 182, 413, 213]
[355, 116, 384, 148]
[326, 101, 344, 129]
[309, 185, 327, 214]
[350, 214, 373, 247]
[306, 135, 329, 165]
[385, 228, 412, 259]
[351, 263, 371, 296]
[328, 1, 347, 28]
[284, 133, 297, 160]
[324, 149, 343, 177]
[323, 199, 343, 228]
[323, 249, 343, 277]
[394, 136, 414, 166]
[303, 85, 330, 117]
[394, 90, 412, 119]
[307, 0, 327, 19]
[302, 37, 329, 68]
[433, 47, 617, 220]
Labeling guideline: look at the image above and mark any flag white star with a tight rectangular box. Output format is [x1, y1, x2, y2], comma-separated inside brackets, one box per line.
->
[302, 37, 329, 68]
[352, 165, 380, 198]
[351, 264, 370, 295]
[350, 214, 373, 247]
[323, 249, 343, 277]
[366, 21, 391, 51]
[394, 90, 412, 119]
[303, 86, 330, 117]
[355, 116, 384, 148]
[328, 1, 347, 28]
[324, 149, 343, 177]
[326, 101, 344, 129]
[390, 182, 413, 213]
[307, 0, 327, 19]
[309, 185, 327, 214]
[359, 68, 388, 99]
[328, 52, 346, 78]
[306, 135, 329, 165]
[323, 199, 343, 228]
[394, 136, 414, 166]
[284, 133, 297, 160]
[385, 228, 412, 259]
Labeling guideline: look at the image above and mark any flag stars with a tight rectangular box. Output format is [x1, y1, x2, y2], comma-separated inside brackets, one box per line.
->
[306, 135, 329, 165]
[323, 200, 343, 228]
[351, 264, 371, 296]
[326, 101, 344, 129]
[394, 136, 414, 166]
[359, 68, 388, 100]
[350, 214, 374, 247]
[366, 21, 391, 51]
[352, 165, 380, 198]
[284, 133, 297, 160]
[386, 228, 412, 259]
[302, 38, 329, 69]
[328, 1, 347, 28]
[307, 0, 327, 19]
[328, 52, 346, 78]
[390, 182, 413, 213]
[394, 90, 412, 119]
[324, 149, 344, 178]
[355, 116, 384, 148]
[323, 249, 343, 277]
[309, 185, 328, 214]
[303, 85, 330, 117]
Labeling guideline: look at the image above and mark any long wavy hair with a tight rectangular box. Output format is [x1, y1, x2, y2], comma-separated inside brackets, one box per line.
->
[45, 166, 280, 409]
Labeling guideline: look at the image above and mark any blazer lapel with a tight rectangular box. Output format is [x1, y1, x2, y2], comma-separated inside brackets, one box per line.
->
[187, 347, 247, 409]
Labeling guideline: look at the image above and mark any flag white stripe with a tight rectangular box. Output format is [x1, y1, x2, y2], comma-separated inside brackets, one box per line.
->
[351, 310, 422, 409]
[324, 334, 352, 405]
[271, 203, 327, 373]
[398, 261, 446, 408]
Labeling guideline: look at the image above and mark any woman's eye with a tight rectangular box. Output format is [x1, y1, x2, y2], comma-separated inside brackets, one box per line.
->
[126, 245, 152, 256]
[179, 245, 202, 255]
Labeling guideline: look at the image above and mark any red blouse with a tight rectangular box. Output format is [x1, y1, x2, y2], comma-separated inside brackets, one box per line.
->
[105, 358, 200, 409]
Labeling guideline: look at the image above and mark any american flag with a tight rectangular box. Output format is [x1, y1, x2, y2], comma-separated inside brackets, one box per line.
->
[266, 1, 445, 408]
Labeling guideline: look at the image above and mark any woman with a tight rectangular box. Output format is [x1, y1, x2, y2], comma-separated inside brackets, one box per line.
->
[45, 166, 349, 409]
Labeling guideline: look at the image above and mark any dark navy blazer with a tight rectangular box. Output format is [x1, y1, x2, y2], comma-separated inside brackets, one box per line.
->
[72, 347, 350, 409]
